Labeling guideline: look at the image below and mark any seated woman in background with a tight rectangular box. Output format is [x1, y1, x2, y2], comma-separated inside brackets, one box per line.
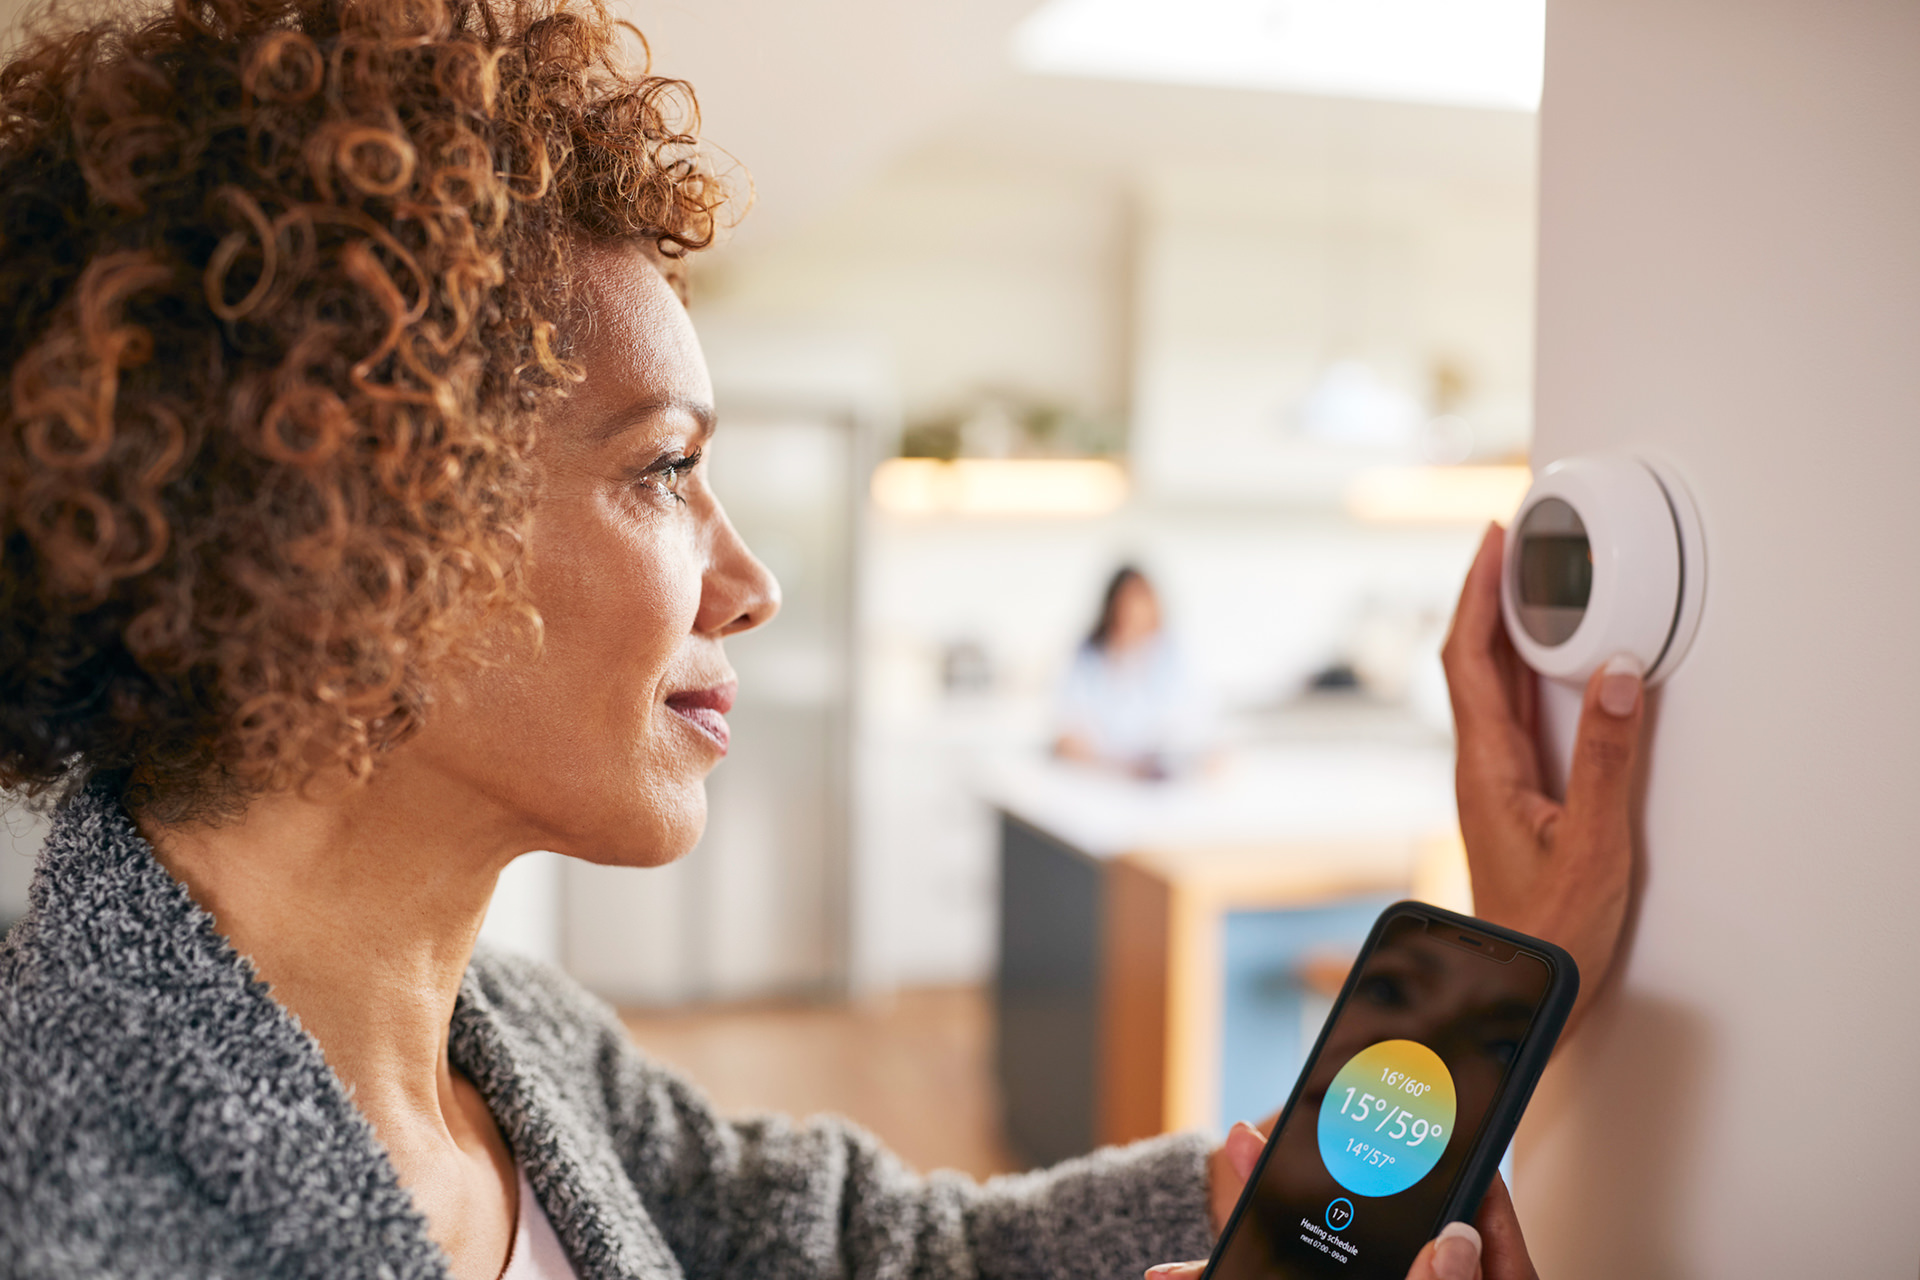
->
[1054, 566, 1213, 780]
[0, 1, 1648, 1277]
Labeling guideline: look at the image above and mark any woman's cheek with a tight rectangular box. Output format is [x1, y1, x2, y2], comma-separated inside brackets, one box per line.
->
[656, 536, 711, 640]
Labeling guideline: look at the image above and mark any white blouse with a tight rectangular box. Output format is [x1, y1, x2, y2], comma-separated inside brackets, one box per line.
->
[500, 1164, 579, 1280]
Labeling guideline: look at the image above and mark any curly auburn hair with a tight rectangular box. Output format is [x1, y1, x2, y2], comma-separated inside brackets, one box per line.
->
[0, 0, 728, 821]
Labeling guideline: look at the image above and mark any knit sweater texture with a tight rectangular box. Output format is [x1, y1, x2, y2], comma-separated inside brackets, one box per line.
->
[0, 787, 1217, 1279]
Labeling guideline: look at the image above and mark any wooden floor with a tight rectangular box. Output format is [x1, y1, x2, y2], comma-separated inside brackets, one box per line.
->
[619, 985, 1021, 1181]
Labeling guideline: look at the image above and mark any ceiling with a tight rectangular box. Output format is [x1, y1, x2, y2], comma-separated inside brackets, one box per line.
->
[624, 0, 1537, 250]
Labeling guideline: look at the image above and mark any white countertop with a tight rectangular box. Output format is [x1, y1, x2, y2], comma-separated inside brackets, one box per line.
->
[975, 740, 1458, 859]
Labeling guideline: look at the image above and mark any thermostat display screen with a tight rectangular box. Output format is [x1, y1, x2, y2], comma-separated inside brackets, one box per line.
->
[1513, 497, 1591, 646]
[1518, 536, 1592, 608]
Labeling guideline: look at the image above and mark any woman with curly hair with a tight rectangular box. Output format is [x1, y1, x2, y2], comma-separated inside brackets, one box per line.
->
[0, 0, 1647, 1275]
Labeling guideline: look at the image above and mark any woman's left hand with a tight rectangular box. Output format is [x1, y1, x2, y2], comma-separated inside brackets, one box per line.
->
[1206, 1118, 1271, 1234]
[1142, 1118, 1269, 1278]
[1443, 522, 1647, 1034]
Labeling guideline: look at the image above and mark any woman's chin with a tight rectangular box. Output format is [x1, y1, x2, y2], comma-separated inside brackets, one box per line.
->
[547, 789, 707, 868]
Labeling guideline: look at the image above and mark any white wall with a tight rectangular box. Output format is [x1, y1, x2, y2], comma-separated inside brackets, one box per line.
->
[1515, 2, 1920, 1275]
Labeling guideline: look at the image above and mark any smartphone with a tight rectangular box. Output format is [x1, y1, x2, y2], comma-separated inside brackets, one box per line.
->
[1202, 901, 1577, 1280]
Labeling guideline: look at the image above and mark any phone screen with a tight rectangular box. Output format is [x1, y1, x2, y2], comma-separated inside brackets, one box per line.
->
[1208, 909, 1554, 1279]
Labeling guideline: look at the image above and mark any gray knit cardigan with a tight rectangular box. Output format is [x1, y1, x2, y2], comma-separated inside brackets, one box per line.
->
[0, 788, 1216, 1279]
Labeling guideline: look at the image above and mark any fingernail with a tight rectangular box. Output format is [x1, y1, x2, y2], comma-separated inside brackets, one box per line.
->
[1599, 653, 1643, 717]
[1431, 1221, 1482, 1280]
[1144, 1264, 1204, 1279]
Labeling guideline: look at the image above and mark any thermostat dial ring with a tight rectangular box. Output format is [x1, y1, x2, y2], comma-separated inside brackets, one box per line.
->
[1500, 455, 1704, 689]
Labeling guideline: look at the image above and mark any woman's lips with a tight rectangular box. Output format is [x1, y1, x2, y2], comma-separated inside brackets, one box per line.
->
[665, 682, 735, 754]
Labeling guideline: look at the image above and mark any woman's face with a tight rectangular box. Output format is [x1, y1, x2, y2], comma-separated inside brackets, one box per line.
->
[408, 242, 778, 867]
[1108, 576, 1162, 653]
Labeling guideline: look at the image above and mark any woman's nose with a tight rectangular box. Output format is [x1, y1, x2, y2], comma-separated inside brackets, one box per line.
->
[698, 504, 780, 637]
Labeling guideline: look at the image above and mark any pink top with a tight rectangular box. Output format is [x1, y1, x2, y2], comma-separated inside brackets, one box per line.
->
[499, 1164, 579, 1280]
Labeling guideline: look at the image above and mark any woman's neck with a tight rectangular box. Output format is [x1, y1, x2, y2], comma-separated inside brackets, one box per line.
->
[142, 767, 528, 1277]
[140, 769, 521, 1132]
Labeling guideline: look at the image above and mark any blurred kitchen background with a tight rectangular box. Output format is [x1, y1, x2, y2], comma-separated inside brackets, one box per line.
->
[0, 0, 1542, 1180]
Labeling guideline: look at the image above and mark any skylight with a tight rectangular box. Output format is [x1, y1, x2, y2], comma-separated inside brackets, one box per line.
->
[1012, 0, 1544, 113]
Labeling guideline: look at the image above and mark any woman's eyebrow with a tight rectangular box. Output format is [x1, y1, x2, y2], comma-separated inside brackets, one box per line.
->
[590, 395, 716, 446]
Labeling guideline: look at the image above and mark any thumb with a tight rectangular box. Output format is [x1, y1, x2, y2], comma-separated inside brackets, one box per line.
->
[1564, 653, 1646, 832]
[1405, 1222, 1483, 1280]
[1224, 1121, 1266, 1181]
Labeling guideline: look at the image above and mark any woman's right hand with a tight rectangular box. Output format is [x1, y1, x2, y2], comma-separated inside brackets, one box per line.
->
[1404, 1175, 1540, 1280]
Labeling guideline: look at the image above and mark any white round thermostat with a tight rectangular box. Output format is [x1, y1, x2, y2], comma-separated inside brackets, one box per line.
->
[1501, 456, 1705, 687]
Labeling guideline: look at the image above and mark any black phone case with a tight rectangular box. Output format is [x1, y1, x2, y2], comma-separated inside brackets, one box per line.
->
[1199, 900, 1579, 1279]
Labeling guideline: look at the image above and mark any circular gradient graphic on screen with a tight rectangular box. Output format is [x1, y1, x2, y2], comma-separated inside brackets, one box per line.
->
[1316, 1039, 1457, 1197]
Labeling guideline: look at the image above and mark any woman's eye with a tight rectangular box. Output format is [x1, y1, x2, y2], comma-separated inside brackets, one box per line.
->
[637, 450, 702, 503]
